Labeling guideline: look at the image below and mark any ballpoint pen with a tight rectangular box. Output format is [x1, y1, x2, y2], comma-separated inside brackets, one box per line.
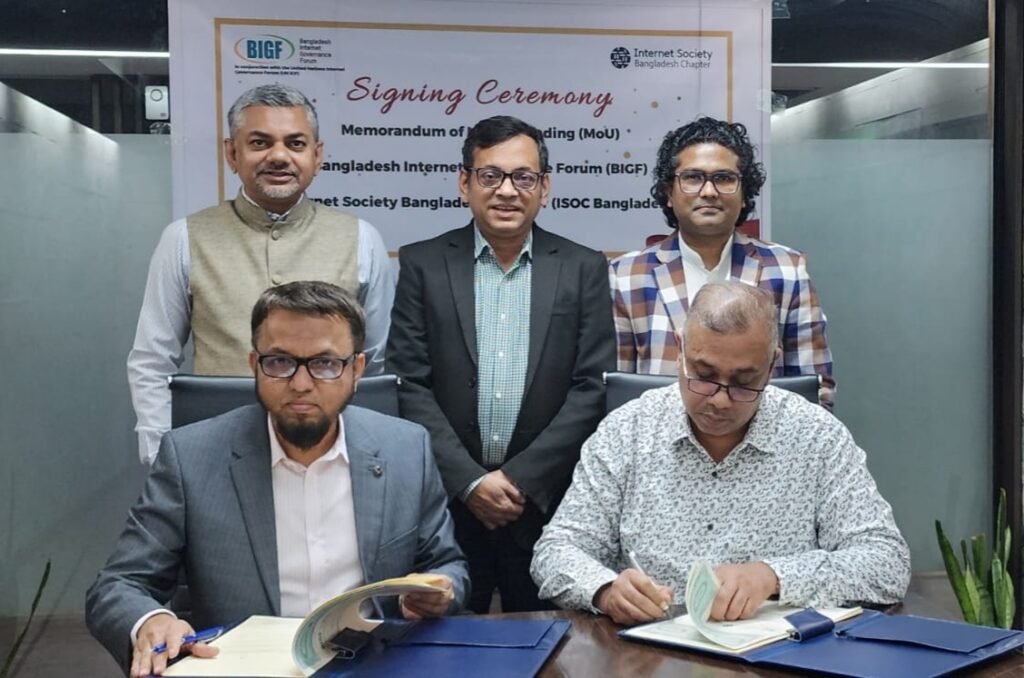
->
[628, 550, 672, 620]
[152, 625, 227, 654]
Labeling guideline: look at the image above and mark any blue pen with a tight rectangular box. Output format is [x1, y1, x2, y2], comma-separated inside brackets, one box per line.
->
[152, 626, 226, 654]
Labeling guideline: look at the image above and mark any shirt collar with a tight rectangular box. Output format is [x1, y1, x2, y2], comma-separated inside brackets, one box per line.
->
[242, 188, 304, 222]
[677, 231, 734, 273]
[268, 413, 349, 468]
[473, 222, 533, 263]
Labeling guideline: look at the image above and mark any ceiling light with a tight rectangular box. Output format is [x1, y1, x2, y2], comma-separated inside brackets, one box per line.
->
[773, 62, 986, 70]
[0, 48, 169, 58]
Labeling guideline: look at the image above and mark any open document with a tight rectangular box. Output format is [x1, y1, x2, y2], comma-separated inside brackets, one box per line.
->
[621, 560, 861, 654]
[165, 573, 446, 677]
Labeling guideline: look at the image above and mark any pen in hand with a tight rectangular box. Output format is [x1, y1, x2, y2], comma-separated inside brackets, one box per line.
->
[628, 550, 672, 620]
[152, 626, 226, 654]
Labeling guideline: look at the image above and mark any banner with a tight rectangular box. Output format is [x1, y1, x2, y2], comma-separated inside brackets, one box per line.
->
[169, 1, 771, 252]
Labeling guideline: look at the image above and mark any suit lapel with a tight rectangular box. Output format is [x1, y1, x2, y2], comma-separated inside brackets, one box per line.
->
[525, 226, 560, 395]
[445, 224, 478, 367]
[653, 234, 689, 334]
[732, 233, 762, 286]
[229, 410, 281, 615]
[345, 409, 387, 581]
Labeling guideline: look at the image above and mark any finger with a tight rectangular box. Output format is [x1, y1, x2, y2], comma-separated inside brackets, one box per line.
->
[151, 650, 168, 675]
[710, 584, 737, 621]
[628, 572, 670, 616]
[609, 594, 654, 625]
[130, 647, 144, 678]
[189, 643, 220, 659]
[724, 592, 748, 621]
[657, 585, 675, 609]
[740, 592, 762, 620]
[621, 577, 669, 619]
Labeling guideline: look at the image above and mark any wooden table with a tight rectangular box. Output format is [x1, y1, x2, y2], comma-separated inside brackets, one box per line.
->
[492, 595, 1024, 677]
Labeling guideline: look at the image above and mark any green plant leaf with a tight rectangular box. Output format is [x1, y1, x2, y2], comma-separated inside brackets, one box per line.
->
[971, 534, 991, 589]
[0, 560, 50, 678]
[964, 565, 984, 626]
[936, 520, 976, 623]
[992, 554, 1013, 629]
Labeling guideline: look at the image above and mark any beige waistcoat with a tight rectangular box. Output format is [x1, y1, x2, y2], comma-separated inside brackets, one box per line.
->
[188, 192, 359, 375]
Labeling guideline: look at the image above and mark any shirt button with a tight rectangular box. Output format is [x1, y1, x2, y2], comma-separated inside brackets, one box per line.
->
[711, 471, 719, 479]
[272, 274, 283, 285]
[495, 392, 502, 399]
[500, 313, 507, 320]
[271, 229, 281, 240]
[492, 434, 499, 442]
[707, 524, 714, 531]
[497, 351, 505, 358]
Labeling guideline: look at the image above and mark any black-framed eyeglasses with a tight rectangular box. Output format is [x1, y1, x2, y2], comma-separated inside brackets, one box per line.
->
[674, 170, 742, 195]
[681, 365, 765, 403]
[463, 166, 546, 192]
[255, 353, 358, 380]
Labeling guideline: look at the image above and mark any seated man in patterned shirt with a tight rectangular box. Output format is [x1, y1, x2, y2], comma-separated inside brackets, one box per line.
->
[530, 281, 909, 626]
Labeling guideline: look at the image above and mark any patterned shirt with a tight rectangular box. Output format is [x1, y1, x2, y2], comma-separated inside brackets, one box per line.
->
[531, 384, 910, 613]
[458, 227, 532, 499]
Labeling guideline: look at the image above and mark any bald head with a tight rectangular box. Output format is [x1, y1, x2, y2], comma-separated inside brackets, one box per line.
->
[683, 282, 779, 360]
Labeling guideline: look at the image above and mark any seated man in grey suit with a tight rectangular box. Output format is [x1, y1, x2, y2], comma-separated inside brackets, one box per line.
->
[87, 281, 468, 677]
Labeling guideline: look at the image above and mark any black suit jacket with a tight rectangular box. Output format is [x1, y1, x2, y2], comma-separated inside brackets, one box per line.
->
[387, 223, 615, 547]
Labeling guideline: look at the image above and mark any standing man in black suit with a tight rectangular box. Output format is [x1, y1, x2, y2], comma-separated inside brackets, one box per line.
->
[387, 115, 615, 612]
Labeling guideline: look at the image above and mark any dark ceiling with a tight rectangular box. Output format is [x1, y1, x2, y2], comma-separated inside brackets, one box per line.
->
[0, 0, 988, 133]
[0, 0, 987, 61]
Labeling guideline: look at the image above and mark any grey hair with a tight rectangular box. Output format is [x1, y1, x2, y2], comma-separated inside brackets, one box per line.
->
[227, 84, 319, 140]
[684, 282, 779, 356]
[251, 281, 365, 352]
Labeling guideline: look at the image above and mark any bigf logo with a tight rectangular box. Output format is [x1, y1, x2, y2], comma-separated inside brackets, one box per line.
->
[234, 35, 296, 63]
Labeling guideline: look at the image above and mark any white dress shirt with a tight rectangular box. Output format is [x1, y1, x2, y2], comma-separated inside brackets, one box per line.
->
[678, 231, 733, 305]
[269, 414, 364, 617]
[127, 197, 395, 464]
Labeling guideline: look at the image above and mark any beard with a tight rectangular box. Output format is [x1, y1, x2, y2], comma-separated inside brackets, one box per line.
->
[273, 413, 333, 451]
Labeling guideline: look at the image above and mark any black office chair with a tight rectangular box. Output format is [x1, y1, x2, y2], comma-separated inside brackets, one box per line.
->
[169, 372, 401, 427]
[603, 371, 820, 413]
[165, 372, 400, 619]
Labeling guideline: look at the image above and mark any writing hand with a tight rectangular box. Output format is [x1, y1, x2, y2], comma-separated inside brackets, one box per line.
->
[594, 569, 673, 626]
[131, 613, 219, 677]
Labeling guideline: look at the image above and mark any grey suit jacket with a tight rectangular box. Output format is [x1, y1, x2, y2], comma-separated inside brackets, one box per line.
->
[86, 404, 468, 671]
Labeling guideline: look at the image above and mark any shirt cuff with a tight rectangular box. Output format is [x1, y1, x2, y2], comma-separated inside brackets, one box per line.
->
[131, 609, 176, 645]
[458, 475, 486, 503]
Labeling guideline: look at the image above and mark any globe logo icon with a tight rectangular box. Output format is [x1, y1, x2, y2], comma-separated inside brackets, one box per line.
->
[610, 47, 631, 69]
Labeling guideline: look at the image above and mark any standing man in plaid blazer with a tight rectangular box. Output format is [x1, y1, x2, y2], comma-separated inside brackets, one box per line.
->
[609, 118, 835, 408]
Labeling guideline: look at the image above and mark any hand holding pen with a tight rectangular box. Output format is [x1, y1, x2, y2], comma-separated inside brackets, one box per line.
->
[593, 549, 674, 627]
[132, 614, 221, 678]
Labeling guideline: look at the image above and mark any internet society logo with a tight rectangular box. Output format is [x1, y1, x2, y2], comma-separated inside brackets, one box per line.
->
[610, 46, 631, 69]
[234, 35, 296, 63]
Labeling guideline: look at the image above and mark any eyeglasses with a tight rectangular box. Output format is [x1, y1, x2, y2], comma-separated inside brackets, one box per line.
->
[674, 170, 742, 195]
[256, 353, 357, 380]
[464, 166, 545, 192]
[681, 365, 765, 403]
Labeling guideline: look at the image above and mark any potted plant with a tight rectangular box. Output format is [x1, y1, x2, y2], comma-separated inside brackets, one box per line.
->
[935, 489, 1015, 629]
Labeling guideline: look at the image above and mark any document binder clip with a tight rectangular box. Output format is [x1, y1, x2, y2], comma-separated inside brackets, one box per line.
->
[784, 608, 836, 641]
[324, 628, 373, 659]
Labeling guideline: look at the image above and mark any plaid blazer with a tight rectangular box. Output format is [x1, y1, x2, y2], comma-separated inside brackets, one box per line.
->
[609, 232, 835, 408]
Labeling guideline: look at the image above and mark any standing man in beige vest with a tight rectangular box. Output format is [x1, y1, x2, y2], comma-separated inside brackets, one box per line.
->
[128, 84, 394, 464]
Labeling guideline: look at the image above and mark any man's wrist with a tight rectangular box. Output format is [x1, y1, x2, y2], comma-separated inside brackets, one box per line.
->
[130, 609, 176, 644]
[458, 475, 486, 503]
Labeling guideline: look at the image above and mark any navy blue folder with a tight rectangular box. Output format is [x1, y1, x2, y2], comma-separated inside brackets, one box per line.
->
[314, 617, 571, 677]
[621, 609, 1024, 677]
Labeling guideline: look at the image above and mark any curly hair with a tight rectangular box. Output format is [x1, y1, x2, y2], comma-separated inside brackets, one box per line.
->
[650, 117, 766, 230]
